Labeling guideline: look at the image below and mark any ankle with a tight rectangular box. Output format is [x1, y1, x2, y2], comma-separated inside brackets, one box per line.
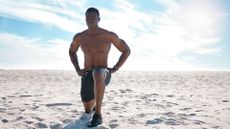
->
[94, 112, 102, 117]
[85, 110, 92, 114]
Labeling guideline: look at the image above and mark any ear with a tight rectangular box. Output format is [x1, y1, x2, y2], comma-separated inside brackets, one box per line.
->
[98, 17, 100, 22]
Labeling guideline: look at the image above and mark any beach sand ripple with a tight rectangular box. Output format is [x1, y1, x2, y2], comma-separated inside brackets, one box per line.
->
[0, 70, 230, 129]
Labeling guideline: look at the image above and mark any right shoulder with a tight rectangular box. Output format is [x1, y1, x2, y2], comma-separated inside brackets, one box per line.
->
[71, 32, 84, 47]
[73, 31, 85, 41]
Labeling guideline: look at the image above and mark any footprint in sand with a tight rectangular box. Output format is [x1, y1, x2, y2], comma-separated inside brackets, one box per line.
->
[108, 123, 119, 129]
[24, 120, 34, 124]
[14, 116, 24, 121]
[163, 112, 176, 117]
[50, 121, 62, 129]
[1, 97, 7, 100]
[34, 122, 48, 128]
[32, 105, 40, 110]
[2, 119, 9, 123]
[45, 103, 73, 107]
[146, 118, 163, 125]
[164, 118, 180, 125]
[166, 95, 175, 98]
[121, 101, 129, 106]
[108, 119, 119, 128]
[180, 107, 192, 111]
[166, 101, 179, 107]
[119, 88, 132, 93]
[137, 113, 146, 118]
[193, 120, 206, 125]
[109, 119, 118, 123]
[32, 116, 44, 121]
[195, 110, 204, 112]
[111, 106, 121, 111]
[222, 100, 229, 103]
[161, 112, 188, 125]
[19, 95, 33, 97]
[178, 113, 196, 118]
[0, 107, 6, 112]
[154, 103, 166, 108]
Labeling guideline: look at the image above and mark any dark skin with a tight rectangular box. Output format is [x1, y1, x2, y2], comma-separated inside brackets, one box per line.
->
[69, 11, 130, 115]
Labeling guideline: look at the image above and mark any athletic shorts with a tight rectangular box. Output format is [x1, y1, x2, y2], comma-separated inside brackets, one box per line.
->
[81, 68, 111, 102]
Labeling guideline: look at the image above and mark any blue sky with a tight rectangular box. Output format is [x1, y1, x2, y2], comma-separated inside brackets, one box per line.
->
[0, 0, 230, 71]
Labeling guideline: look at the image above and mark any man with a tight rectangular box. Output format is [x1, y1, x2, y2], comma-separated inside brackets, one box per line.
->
[69, 7, 130, 127]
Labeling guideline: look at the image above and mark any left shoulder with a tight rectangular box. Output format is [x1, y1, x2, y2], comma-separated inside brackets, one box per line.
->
[104, 31, 119, 40]
[98, 28, 117, 36]
[99, 28, 120, 41]
[108, 31, 118, 37]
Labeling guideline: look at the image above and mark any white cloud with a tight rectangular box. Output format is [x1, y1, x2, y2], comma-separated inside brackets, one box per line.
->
[157, 0, 225, 54]
[105, 0, 225, 70]
[0, 0, 227, 70]
[115, 0, 135, 10]
[0, 33, 73, 69]
[0, 0, 86, 32]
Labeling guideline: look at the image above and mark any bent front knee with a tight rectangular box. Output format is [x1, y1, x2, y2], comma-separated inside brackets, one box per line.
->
[92, 68, 106, 80]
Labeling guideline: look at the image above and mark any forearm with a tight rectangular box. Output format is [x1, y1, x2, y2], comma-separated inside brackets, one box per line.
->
[69, 51, 80, 72]
[113, 49, 130, 70]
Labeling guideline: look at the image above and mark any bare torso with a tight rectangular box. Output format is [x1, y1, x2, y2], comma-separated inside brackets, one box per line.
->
[79, 28, 111, 69]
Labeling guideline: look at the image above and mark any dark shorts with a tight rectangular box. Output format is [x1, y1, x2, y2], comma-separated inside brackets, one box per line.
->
[81, 68, 111, 102]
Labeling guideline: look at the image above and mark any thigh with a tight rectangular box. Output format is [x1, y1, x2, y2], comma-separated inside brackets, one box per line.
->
[92, 68, 111, 86]
[92, 68, 107, 79]
[81, 70, 94, 102]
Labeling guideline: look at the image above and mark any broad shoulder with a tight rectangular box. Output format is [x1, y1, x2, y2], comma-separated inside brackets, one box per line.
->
[73, 28, 118, 40]
[91, 28, 116, 36]
[101, 30, 119, 40]
[98, 28, 113, 36]
[106, 31, 120, 42]
[73, 32, 82, 42]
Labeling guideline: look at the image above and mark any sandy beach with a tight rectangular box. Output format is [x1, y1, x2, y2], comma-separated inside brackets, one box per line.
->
[0, 70, 229, 129]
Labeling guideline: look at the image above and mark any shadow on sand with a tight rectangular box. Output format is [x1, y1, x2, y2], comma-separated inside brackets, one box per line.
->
[59, 117, 109, 129]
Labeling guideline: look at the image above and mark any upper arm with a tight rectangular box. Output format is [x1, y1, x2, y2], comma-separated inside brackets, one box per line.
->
[69, 33, 81, 53]
[108, 32, 130, 53]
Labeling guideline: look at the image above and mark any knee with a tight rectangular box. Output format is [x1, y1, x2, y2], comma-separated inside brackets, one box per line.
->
[92, 68, 105, 80]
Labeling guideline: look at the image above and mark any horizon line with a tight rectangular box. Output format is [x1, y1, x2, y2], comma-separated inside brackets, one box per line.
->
[1, 68, 230, 72]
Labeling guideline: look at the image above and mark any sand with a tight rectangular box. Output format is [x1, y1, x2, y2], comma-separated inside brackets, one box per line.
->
[0, 70, 230, 129]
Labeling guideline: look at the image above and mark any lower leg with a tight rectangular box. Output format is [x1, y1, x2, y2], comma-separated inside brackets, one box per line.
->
[93, 69, 106, 115]
[83, 99, 95, 113]
[94, 81, 105, 115]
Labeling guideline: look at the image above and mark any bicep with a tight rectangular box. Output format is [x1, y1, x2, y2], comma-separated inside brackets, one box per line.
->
[69, 34, 80, 53]
[110, 34, 129, 52]
[119, 39, 130, 52]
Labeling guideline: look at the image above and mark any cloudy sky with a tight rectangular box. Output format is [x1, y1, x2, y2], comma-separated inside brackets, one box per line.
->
[0, 0, 230, 71]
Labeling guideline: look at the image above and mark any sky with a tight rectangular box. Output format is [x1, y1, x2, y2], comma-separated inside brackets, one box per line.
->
[0, 0, 230, 71]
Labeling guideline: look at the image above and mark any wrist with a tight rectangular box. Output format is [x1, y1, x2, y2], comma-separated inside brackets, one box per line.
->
[113, 66, 119, 71]
[75, 68, 80, 73]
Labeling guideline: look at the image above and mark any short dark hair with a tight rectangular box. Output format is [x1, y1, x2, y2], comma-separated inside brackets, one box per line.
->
[85, 7, 100, 16]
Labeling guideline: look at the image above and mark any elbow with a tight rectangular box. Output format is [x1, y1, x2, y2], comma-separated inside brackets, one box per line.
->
[125, 47, 131, 57]
[69, 49, 75, 56]
[69, 49, 72, 56]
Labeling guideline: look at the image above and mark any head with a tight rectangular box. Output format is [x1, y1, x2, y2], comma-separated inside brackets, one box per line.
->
[85, 7, 100, 28]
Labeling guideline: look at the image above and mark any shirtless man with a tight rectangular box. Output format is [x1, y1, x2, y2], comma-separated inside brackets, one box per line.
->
[69, 7, 130, 127]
